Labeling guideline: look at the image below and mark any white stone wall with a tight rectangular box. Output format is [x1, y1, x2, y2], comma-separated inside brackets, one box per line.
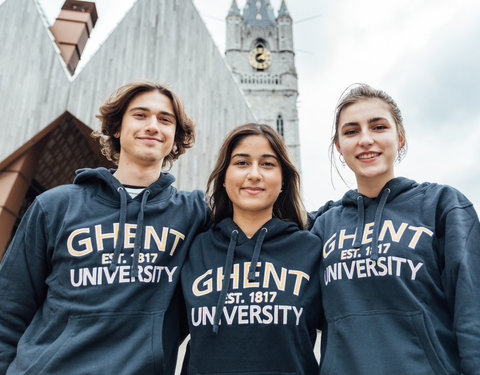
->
[226, 13, 242, 51]
[0, 0, 70, 162]
[277, 15, 293, 51]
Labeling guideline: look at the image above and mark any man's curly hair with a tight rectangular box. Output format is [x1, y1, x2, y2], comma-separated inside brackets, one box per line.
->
[92, 81, 195, 169]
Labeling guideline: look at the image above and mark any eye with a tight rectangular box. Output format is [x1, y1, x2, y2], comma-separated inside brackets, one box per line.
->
[343, 128, 357, 136]
[233, 160, 248, 166]
[133, 112, 146, 119]
[159, 116, 175, 124]
[261, 160, 276, 168]
[373, 124, 388, 131]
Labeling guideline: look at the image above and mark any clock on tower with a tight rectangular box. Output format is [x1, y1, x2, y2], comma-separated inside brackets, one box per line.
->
[249, 45, 272, 70]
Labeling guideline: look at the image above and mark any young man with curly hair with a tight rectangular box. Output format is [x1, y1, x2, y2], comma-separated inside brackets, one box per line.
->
[0, 82, 209, 374]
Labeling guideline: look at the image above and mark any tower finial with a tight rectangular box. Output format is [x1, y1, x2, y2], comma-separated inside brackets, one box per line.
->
[228, 0, 241, 16]
[278, 0, 290, 18]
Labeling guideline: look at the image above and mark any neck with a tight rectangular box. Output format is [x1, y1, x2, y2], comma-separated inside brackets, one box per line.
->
[356, 174, 394, 198]
[114, 160, 162, 187]
[232, 210, 272, 238]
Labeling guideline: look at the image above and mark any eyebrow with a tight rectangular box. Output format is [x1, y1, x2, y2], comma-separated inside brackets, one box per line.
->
[341, 117, 390, 128]
[231, 153, 278, 159]
[127, 107, 175, 118]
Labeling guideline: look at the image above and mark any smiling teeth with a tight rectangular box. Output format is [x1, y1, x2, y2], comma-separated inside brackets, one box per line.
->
[358, 152, 379, 159]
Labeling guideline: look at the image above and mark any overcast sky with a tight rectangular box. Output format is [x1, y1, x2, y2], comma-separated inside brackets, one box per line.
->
[34, 0, 480, 212]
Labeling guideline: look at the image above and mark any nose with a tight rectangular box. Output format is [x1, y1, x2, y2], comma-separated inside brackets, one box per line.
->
[358, 129, 374, 146]
[247, 163, 261, 180]
[144, 116, 159, 133]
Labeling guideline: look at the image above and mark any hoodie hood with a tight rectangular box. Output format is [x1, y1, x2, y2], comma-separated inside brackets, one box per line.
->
[74, 167, 175, 201]
[341, 177, 417, 207]
[73, 167, 176, 276]
[213, 216, 299, 244]
[341, 177, 418, 260]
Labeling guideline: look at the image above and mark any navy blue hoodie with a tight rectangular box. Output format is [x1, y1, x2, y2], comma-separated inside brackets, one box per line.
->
[311, 177, 480, 375]
[0, 167, 209, 374]
[181, 217, 323, 374]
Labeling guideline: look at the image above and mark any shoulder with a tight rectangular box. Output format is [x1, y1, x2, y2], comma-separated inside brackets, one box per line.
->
[271, 220, 322, 248]
[424, 182, 472, 207]
[175, 189, 207, 201]
[191, 226, 216, 242]
[187, 226, 220, 259]
[36, 183, 85, 207]
[307, 199, 341, 229]
[422, 183, 479, 232]
[170, 189, 209, 215]
[403, 181, 474, 213]
[290, 229, 323, 250]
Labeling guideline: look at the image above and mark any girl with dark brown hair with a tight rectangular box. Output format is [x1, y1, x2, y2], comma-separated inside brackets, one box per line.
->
[181, 123, 322, 374]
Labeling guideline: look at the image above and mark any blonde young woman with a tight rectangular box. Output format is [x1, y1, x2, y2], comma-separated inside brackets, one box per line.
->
[311, 84, 480, 375]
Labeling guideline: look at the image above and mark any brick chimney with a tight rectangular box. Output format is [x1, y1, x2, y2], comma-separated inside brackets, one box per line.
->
[49, 0, 98, 74]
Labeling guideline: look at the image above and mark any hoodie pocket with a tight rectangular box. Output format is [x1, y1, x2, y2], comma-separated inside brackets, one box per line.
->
[410, 312, 452, 375]
[24, 311, 165, 375]
[320, 310, 450, 375]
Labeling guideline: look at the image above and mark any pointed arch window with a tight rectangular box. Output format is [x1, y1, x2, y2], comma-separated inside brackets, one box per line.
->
[276, 115, 284, 137]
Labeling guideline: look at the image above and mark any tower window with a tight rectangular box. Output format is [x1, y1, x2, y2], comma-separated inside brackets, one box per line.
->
[276, 115, 284, 137]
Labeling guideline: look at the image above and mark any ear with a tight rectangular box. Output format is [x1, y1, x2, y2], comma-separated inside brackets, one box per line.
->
[114, 131, 120, 139]
[398, 134, 405, 150]
[334, 139, 342, 154]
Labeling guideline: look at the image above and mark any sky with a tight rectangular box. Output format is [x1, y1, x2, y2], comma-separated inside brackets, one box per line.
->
[32, 0, 480, 212]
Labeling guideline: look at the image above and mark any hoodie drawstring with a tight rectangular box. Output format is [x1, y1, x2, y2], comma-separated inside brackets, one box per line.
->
[248, 228, 267, 281]
[353, 196, 364, 248]
[131, 190, 151, 277]
[109, 187, 151, 276]
[213, 230, 238, 334]
[352, 188, 391, 260]
[109, 187, 128, 272]
[370, 188, 390, 261]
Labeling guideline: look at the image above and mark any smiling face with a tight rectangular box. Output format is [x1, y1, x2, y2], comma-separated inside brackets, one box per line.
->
[224, 135, 283, 222]
[335, 98, 404, 195]
[115, 90, 176, 170]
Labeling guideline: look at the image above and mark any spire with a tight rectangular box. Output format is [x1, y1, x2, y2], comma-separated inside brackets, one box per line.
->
[278, 0, 290, 18]
[242, 0, 276, 27]
[227, 0, 241, 16]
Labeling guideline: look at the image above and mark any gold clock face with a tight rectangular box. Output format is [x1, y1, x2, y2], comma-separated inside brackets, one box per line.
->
[249, 46, 272, 70]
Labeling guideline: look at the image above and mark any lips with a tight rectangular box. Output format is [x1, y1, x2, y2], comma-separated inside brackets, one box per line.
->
[242, 187, 264, 195]
[357, 152, 380, 160]
[137, 136, 162, 143]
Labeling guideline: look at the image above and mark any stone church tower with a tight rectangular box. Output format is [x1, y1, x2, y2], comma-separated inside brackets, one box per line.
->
[225, 0, 300, 168]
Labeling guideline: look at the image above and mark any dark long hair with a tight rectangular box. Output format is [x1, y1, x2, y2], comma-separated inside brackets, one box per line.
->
[207, 123, 306, 229]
